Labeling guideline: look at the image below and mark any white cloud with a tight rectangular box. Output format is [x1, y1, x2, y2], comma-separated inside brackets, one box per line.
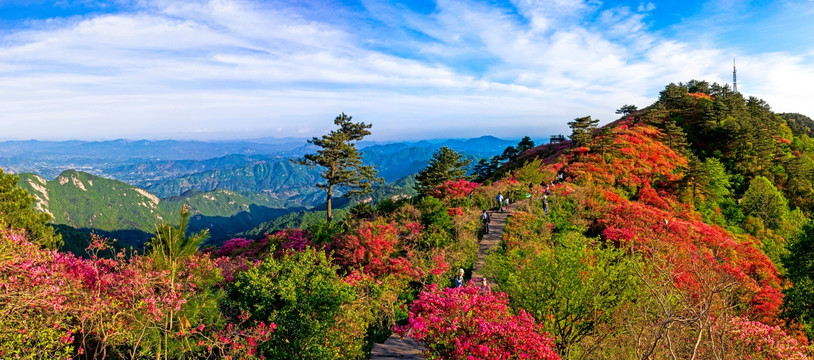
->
[0, 0, 812, 141]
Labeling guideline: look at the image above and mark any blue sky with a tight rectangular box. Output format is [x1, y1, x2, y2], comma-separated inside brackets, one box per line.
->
[0, 0, 812, 141]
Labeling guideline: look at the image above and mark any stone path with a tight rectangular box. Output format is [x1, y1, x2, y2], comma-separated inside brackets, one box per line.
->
[369, 202, 522, 359]
[472, 202, 519, 280]
[369, 336, 425, 359]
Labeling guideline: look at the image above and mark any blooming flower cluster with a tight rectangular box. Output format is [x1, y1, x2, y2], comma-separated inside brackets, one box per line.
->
[0, 230, 272, 358]
[429, 179, 479, 201]
[397, 284, 560, 360]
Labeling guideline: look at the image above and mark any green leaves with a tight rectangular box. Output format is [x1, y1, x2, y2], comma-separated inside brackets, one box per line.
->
[295, 113, 383, 222]
[487, 231, 641, 357]
[227, 247, 359, 359]
[0, 168, 61, 248]
[147, 204, 209, 270]
[741, 176, 788, 230]
[567, 116, 600, 148]
[782, 221, 814, 338]
[414, 146, 471, 195]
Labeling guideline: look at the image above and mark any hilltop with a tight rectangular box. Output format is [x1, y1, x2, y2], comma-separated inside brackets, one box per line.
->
[2, 81, 813, 359]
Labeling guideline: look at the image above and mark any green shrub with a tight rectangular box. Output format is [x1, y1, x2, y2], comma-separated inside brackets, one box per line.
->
[227, 247, 362, 359]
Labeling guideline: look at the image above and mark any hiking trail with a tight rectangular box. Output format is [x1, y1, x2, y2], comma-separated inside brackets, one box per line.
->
[369, 201, 523, 359]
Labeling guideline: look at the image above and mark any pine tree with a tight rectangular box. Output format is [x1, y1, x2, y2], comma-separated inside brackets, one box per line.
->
[472, 158, 492, 181]
[662, 119, 690, 153]
[0, 168, 61, 248]
[414, 147, 471, 195]
[615, 104, 638, 116]
[567, 116, 600, 148]
[295, 113, 383, 223]
[147, 204, 208, 269]
[516, 136, 536, 152]
[592, 127, 615, 162]
[642, 103, 669, 126]
[500, 146, 519, 161]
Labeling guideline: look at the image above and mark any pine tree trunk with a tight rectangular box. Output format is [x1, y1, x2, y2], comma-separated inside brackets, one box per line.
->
[327, 164, 335, 223]
[327, 184, 333, 223]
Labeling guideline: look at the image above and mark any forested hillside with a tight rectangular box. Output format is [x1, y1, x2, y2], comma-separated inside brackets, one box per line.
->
[2, 81, 813, 359]
[15, 170, 304, 246]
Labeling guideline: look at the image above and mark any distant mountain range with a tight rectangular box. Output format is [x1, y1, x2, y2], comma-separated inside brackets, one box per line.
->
[5, 135, 528, 247]
[16, 170, 306, 246]
[0, 135, 528, 180]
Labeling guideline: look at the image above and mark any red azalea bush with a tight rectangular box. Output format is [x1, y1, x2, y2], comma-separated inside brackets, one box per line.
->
[564, 125, 687, 189]
[446, 207, 465, 217]
[0, 229, 272, 358]
[396, 284, 560, 360]
[600, 199, 783, 323]
[214, 236, 270, 260]
[720, 317, 809, 359]
[274, 229, 312, 254]
[216, 229, 312, 261]
[216, 237, 254, 256]
[331, 220, 422, 280]
[429, 179, 479, 201]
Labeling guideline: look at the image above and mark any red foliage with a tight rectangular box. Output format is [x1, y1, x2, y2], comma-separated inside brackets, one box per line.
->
[274, 229, 312, 254]
[396, 284, 560, 360]
[331, 221, 422, 280]
[637, 181, 673, 211]
[213, 236, 270, 261]
[429, 179, 479, 201]
[687, 92, 712, 100]
[0, 230, 271, 357]
[599, 200, 783, 323]
[562, 125, 687, 189]
[446, 207, 465, 217]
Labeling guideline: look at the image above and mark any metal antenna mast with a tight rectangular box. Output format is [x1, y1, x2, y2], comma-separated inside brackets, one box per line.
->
[733, 58, 738, 93]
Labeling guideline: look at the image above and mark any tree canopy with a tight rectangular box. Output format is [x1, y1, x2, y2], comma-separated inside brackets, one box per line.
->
[741, 176, 788, 229]
[782, 222, 814, 338]
[295, 113, 382, 222]
[567, 116, 600, 148]
[615, 104, 638, 116]
[516, 136, 536, 152]
[414, 146, 471, 195]
[0, 168, 61, 248]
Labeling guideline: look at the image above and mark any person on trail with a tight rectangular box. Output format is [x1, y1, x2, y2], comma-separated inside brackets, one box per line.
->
[454, 268, 465, 288]
[480, 277, 491, 294]
[481, 210, 491, 234]
[545, 183, 551, 196]
[543, 195, 549, 215]
[504, 197, 510, 211]
[497, 193, 504, 212]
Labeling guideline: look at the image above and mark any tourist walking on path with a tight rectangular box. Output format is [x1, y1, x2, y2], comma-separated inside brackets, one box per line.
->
[454, 268, 465, 288]
[543, 195, 550, 215]
[480, 277, 491, 294]
[481, 210, 491, 234]
[496, 193, 504, 212]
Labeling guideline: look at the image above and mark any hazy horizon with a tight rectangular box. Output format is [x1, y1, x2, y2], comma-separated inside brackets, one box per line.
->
[0, 133, 548, 143]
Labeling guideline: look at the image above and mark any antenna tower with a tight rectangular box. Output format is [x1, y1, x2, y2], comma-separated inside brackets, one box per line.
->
[733, 58, 738, 93]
